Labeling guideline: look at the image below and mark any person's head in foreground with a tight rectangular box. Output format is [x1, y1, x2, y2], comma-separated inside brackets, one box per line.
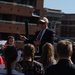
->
[23, 44, 35, 61]
[57, 40, 73, 60]
[3, 46, 18, 75]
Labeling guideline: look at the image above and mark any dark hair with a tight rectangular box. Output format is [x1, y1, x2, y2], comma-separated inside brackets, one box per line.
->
[3, 46, 18, 75]
[7, 36, 15, 44]
[23, 44, 35, 72]
[23, 44, 35, 60]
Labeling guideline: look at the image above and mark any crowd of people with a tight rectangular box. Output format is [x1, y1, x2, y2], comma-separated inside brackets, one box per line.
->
[0, 17, 75, 75]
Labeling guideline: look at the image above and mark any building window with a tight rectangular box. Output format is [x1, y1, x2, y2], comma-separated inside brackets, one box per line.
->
[1, 0, 13, 2]
[16, 0, 36, 7]
[31, 0, 36, 7]
[16, 16, 25, 22]
[62, 21, 68, 25]
[16, 0, 21, 3]
[16, 0, 30, 5]
[26, 0, 30, 5]
[51, 21, 56, 29]
[0, 14, 12, 21]
[0, 14, 2, 20]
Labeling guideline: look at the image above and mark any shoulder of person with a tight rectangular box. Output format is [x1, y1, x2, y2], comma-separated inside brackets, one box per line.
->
[33, 60, 45, 74]
[36, 30, 40, 33]
[0, 69, 6, 75]
[12, 69, 25, 75]
[33, 60, 43, 67]
[46, 28, 55, 33]
[45, 64, 56, 73]
[0, 69, 25, 75]
[71, 63, 75, 69]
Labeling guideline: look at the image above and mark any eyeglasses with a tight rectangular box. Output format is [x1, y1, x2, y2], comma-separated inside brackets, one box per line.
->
[39, 22, 45, 24]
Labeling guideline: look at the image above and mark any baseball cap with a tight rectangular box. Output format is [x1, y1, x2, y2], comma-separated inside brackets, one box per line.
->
[39, 17, 49, 23]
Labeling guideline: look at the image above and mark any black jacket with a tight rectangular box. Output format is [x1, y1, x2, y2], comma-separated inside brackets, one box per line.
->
[45, 59, 75, 75]
[24, 28, 55, 56]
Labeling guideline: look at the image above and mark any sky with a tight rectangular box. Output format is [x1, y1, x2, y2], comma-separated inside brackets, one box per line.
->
[44, 0, 75, 14]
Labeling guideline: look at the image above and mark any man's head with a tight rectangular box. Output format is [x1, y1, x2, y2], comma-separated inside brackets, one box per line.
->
[57, 40, 73, 58]
[39, 17, 49, 30]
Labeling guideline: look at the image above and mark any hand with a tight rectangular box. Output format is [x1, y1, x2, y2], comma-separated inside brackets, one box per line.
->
[20, 35, 28, 41]
[18, 32, 28, 41]
[34, 40, 40, 46]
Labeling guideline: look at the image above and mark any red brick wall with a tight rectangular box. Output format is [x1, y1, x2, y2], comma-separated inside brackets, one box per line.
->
[0, 22, 40, 35]
[0, 4, 34, 16]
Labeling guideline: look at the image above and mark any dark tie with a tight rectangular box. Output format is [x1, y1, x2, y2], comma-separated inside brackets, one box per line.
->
[37, 30, 43, 40]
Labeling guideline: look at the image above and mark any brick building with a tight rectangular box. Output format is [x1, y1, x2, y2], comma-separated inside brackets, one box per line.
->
[0, 0, 46, 40]
[44, 8, 64, 36]
[45, 8, 75, 40]
[0, 0, 75, 41]
[61, 14, 75, 40]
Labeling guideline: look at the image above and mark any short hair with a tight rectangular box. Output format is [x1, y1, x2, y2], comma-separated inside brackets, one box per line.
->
[57, 40, 73, 57]
[23, 44, 35, 58]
